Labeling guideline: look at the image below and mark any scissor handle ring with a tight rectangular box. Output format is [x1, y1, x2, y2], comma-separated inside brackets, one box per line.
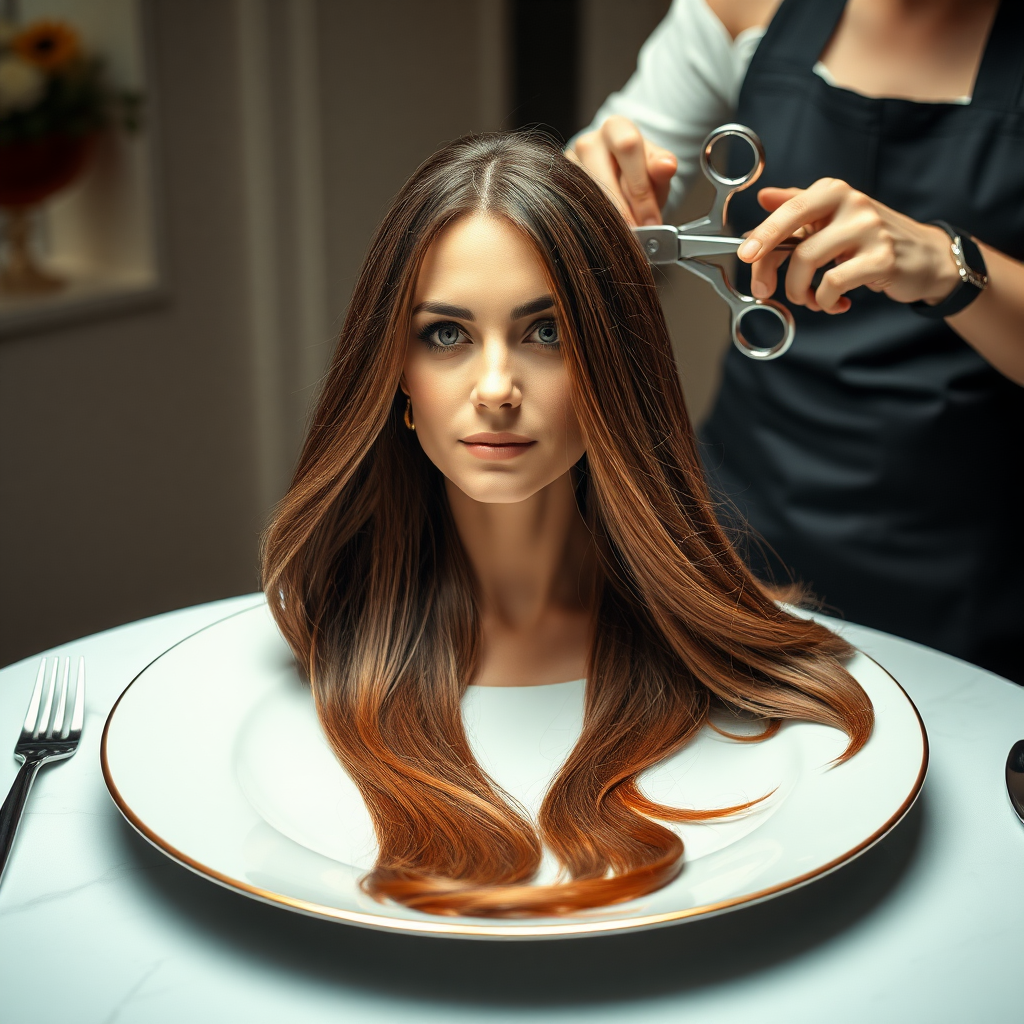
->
[700, 124, 766, 191]
[732, 299, 795, 361]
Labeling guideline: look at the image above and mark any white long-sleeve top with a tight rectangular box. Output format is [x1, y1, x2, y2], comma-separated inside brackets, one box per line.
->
[578, 0, 766, 214]
[578, 0, 970, 216]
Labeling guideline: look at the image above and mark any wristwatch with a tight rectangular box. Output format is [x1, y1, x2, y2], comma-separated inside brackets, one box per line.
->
[911, 220, 988, 319]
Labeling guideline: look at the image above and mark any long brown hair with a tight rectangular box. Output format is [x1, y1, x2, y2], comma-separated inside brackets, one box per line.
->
[262, 133, 872, 918]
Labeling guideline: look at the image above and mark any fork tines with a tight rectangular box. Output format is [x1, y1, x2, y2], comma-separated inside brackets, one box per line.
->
[22, 657, 85, 743]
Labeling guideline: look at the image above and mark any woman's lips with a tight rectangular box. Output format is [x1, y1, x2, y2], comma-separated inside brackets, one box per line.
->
[460, 433, 537, 461]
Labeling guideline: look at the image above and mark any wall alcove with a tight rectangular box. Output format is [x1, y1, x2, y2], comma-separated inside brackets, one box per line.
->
[0, 0, 163, 338]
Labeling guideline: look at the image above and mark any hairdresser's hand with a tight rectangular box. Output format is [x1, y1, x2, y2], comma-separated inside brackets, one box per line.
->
[737, 178, 960, 314]
[569, 116, 678, 227]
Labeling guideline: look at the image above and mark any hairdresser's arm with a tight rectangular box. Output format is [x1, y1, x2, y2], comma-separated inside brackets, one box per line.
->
[569, 0, 756, 225]
[739, 180, 1024, 386]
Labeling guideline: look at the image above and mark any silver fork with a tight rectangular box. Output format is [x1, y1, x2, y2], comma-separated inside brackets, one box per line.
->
[0, 657, 85, 885]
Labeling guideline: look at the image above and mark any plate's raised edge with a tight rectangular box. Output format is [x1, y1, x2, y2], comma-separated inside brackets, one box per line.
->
[100, 608, 929, 941]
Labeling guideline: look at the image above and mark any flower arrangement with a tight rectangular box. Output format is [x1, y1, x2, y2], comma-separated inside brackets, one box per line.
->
[0, 17, 141, 294]
[0, 18, 139, 144]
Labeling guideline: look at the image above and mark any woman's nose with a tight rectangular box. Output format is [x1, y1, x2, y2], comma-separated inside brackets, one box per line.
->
[471, 341, 522, 410]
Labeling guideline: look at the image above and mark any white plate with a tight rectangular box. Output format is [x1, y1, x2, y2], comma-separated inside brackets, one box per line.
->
[101, 603, 927, 939]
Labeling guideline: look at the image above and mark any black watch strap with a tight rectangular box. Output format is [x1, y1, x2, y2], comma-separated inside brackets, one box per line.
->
[911, 221, 988, 320]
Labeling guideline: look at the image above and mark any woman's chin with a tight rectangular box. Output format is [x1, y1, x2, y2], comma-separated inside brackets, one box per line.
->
[445, 471, 554, 506]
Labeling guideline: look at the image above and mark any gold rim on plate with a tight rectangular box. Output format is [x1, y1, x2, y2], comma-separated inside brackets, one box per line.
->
[100, 604, 929, 940]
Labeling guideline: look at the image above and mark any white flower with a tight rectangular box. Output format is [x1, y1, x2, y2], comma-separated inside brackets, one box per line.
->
[0, 53, 44, 115]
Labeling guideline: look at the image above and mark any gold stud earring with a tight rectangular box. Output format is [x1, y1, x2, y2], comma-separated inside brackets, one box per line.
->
[403, 397, 415, 431]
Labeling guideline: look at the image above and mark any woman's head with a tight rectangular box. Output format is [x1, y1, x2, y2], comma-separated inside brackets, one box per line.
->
[308, 130, 699, 517]
[263, 133, 872, 918]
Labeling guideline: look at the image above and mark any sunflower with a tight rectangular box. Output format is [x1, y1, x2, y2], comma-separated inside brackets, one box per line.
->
[12, 20, 80, 72]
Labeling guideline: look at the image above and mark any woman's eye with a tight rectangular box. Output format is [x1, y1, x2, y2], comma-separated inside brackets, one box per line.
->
[529, 320, 559, 346]
[420, 321, 466, 348]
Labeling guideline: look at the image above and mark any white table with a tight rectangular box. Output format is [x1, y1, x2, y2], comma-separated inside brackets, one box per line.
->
[1, 594, 1021, 1024]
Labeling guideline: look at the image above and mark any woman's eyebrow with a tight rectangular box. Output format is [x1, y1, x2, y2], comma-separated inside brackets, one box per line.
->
[510, 295, 554, 320]
[413, 301, 475, 319]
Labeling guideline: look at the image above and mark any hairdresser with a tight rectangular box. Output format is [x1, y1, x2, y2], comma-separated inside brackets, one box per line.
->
[570, 0, 1024, 683]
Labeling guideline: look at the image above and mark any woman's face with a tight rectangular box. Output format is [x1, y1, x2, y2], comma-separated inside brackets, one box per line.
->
[402, 213, 585, 504]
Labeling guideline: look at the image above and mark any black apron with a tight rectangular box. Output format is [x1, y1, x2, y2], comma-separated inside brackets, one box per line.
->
[702, 0, 1024, 682]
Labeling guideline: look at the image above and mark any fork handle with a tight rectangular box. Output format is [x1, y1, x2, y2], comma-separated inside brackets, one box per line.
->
[0, 757, 43, 885]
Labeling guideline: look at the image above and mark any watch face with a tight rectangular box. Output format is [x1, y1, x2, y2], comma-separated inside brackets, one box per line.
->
[957, 248, 988, 290]
[947, 227, 988, 291]
[911, 222, 988, 319]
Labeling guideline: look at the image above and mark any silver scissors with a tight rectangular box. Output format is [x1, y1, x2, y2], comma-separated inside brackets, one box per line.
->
[634, 123, 795, 361]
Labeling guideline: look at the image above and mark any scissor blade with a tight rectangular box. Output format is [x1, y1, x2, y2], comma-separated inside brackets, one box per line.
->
[634, 227, 798, 264]
[677, 234, 747, 258]
[677, 234, 799, 258]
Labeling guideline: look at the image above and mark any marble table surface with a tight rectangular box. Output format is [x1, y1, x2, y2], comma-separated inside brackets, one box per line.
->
[0, 593, 1021, 1024]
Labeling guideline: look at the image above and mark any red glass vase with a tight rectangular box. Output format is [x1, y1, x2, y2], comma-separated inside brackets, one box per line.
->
[0, 134, 94, 294]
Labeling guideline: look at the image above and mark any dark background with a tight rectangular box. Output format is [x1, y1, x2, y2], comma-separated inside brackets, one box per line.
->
[513, 0, 580, 142]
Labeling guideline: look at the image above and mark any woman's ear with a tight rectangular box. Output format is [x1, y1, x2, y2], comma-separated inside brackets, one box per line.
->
[399, 375, 410, 397]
